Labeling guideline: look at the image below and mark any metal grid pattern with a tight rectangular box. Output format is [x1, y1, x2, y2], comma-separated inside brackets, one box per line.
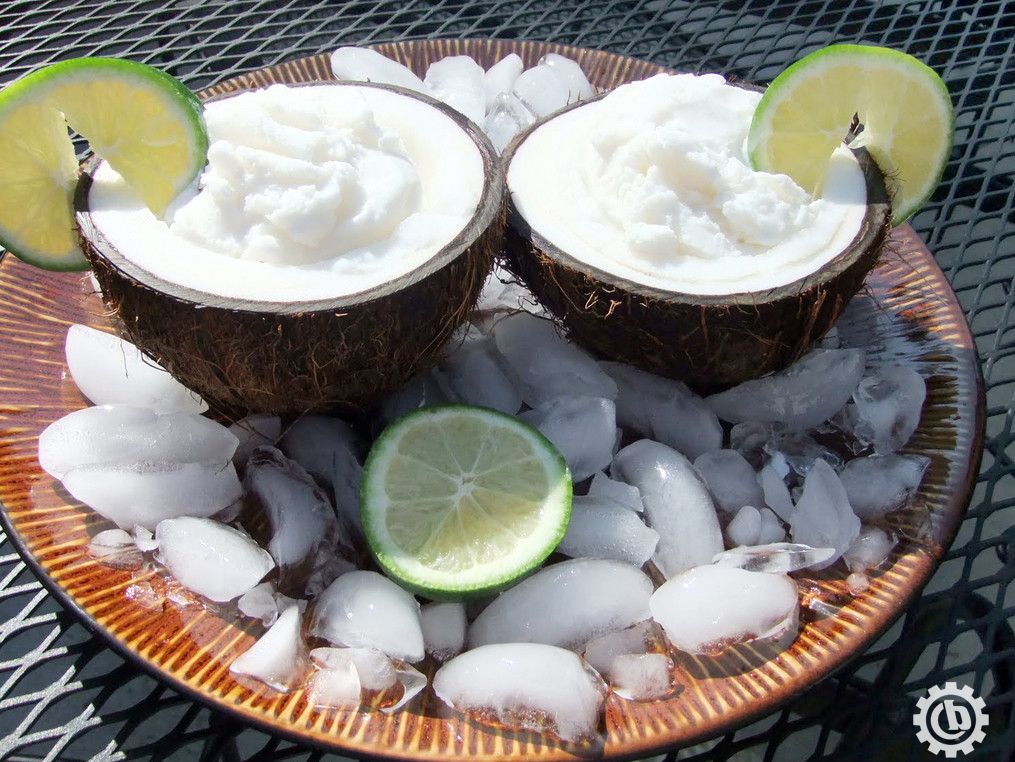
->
[0, 0, 1012, 758]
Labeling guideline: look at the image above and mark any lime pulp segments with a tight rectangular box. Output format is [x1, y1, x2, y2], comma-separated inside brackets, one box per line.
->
[0, 57, 207, 270]
[361, 405, 573, 600]
[748, 44, 953, 226]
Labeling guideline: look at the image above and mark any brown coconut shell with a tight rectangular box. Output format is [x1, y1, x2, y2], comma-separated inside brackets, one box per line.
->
[501, 94, 892, 392]
[76, 81, 504, 417]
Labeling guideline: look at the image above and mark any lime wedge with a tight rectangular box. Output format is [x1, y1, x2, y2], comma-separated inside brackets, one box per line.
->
[361, 405, 572, 600]
[0, 57, 207, 270]
[748, 44, 953, 226]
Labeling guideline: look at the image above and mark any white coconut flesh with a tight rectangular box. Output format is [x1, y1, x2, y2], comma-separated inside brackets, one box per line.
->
[507, 73, 869, 297]
[86, 84, 485, 303]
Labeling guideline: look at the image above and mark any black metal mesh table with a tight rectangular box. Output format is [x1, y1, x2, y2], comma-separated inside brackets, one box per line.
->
[0, 1, 1012, 759]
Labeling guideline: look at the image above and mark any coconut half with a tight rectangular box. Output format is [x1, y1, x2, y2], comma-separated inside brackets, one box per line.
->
[502, 81, 890, 390]
[76, 81, 503, 415]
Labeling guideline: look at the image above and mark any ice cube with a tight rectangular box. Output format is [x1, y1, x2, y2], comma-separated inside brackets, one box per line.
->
[87, 527, 142, 568]
[483, 94, 527, 153]
[492, 312, 617, 406]
[846, 572, 870, 595]
[520, 396, 617, 482]
[469, 558, 653, 649]
[559, 495, 659, 566]
[848, 366, 927, 454]
[131, 524, 158, 552]
[758, 462, 795, 522]
[711, 542, 835, 573]
[601, 362, 721, 460]
[237, 582, 279, 626]
[581, 619, 660, 674]
[383, 662, 427, 713]
[440, 337, 522, 415]
[838, 454, 930, 519]
[587, 471, 643, 512]
[730, 421, 773, 469]
[39, 405, 238, 480]
[243, 446, 356, 595]
[433, 643, 606, 742]
[63, 461, 243, 530]
[650, 566, 799, 654]
[330, 46, 427, 93]
[725, 505, 762, 547]
[306, 658, 360, 708]
[764, 430, 842, 477]
[309, 571, 424, 662]
[706, 349, 866, 430]
[421, 601, 467, 661]
[229, 604, 304, 691]
[693, 450, 764, 514]
[424, 55, 486, 125]
[611, 440, 723, 578]
[156, 516, 274, 602]
[65, 324, 207, 414]
[310, 646, 397, 691]
[229, 414, 281, 469]
[607, 653, 675, 701]
[844, 526, 896, 571]
[513, 64, 570, 117]
[380, 369, 454, 423]
[539, 53, 595, 103]
[789, 460, 860, 569]
[483, 53, 524, 109]
[757, 507, 787, 544]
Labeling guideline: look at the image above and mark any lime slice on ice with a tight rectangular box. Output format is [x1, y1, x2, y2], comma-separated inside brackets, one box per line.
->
[362, 405, 572, 600]
[748, 44, 953, 226]
[0, 57, 207, 270]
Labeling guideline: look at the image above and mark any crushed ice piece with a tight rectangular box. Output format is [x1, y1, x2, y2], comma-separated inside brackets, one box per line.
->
[38, 405, 238, 480]
[87, 528, 142, 568]
[513, 63, 570, 117]
[229, 604, 304, 691]
[560, 494, 659, 565]
[838, 453, 930, 519]
[758, 462, 795, 522]
[582, 619, 659, 675]
[330, 46, 427, 92]
[90, 527, 132, 548]
[424, 55, 486, 124]
[712, 542, 835, 573]
[307, 658, 360, 708]
[763, 430, 842, 477]
[601, 362, 721, 460]
[693, 450, 764, 514]
[483, 91, 535, 154]
[440, 337, 522, 415]
[309, 570, 424, 662]
[539, 53, 595, 103]
[65, 324, 207, 414]
[433, 643, 606, 742]
[131, 525, 158, 552]
[706, 349, 866, 430]
[611, 440, 723, 578]
[730, 421, 773, 469]
[789, 460, 860, 569]
[757, 507, 787, 544]
[124, 581, 163, 609]
[520, 396, 617, 482]
[483, 53, 524, 109]
[469, 558, 653, 649]
[607, 653, 675, 701]
[380, 369, 453, 423]
[846, 572, 870, 594]
[311, 646, 397, 692]
[492, 312, 617, 407]
[383, 662, 427, 713]
[156, 517, 274, 602]
[237, 582, 279, 627]
[587, 471, 643, 512]
[63, 461, 243, 530]
[421, 601, 467, 661]
[243, 446, 355, 594]
[844, 526, 897, 571]
[726, 505, 762, 547]
[848, 366, 927, 454]
[229, 414, 281, 469]
[650, 566, 799, 654]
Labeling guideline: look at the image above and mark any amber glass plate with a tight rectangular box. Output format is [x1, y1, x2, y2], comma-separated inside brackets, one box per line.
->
[0, 40, 984, 760]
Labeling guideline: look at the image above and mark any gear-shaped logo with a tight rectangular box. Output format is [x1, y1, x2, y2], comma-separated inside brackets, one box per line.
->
[914, 682, 988, 757]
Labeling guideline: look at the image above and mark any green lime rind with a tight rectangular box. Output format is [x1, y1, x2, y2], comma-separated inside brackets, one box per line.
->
[361, 404, 573, 601]
[748, 43, 954, 226]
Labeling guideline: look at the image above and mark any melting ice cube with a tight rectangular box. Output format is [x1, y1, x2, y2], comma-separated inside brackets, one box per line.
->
[483, 53, 524, 109]
[612, 440, 723, 578]
[520, 396, 617, 482]
[229, 604, 304, 691]
[65, 324, 207, 414]
[513, 64, 571, 117]
[237, 582, 280, 627]
[559, 495, 659, 566]
[706, 349, 866, 430]
[848, 366, 927, 454]
[539, 53, 595, 103]
[843, 526, 897, 571]
[440, 337, 522, 415]
[330, 46, 427, 93]
[693, 450, 764, 514]
[421, 602, 466, 662]
[581, 619, 660, 675]
[424, 55, 486, 125]
[757, 507, 787, 544]
[725, 505, 762, 547]
[711, 542, 835, 574]
[607, 653, 675, 701]
[789, 460, 860, 569]
[587, 471, 643, 512]
[380, 369, 454, 423]
[433, 643, 606, 742]
[311, 646, 396, 692]
[469, 558, 653, 649]
[229, 414, 281, 470]
[758, 462, 795, 522]
[483, 91, 535, 154]
[838, 453, 930, 519]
